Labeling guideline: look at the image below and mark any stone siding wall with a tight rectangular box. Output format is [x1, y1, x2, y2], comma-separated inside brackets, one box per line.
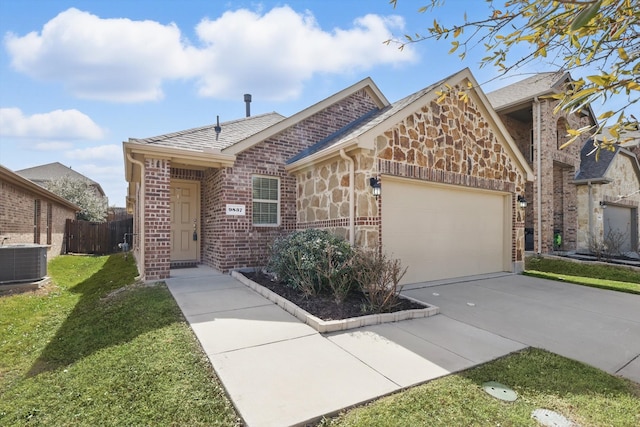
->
[0, 178, 75, 258]
[295, 151, 378, 246]
[577, 153, 640, 252]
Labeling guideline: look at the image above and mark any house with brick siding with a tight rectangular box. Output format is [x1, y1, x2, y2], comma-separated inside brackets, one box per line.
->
[0, 164, 79, 257]
[487, 71, 598, 254]
[124, 68, 534, 283]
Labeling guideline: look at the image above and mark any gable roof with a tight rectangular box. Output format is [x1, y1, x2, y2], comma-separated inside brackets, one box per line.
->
[575, 139, 640, 183]
[128, 112, 285, 152]
[222, 77, 389, 156]
[286, 68, 534, 181]
[486, 71, 569, 111]
[16, 162, 105, 197]
[287, 79, 445, 165]
[0, 164, 80, 211]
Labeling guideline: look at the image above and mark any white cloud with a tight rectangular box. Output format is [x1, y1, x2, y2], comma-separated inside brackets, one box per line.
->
[194, 8, 416, 100]
[4, 8, 195, 102]
[66, 144, 121, 161]
[0, 107, 104, 140]
[4, 6, 416, 103]
[34, 141, 74, 151]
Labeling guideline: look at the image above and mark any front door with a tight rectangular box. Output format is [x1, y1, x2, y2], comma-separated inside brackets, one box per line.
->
[170, 180, 199, 262]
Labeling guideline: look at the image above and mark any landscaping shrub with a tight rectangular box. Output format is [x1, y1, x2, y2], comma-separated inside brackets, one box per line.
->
[353, 248, 408, 313]
[267, 229, 410, 312]
[268, 229, 354, 297]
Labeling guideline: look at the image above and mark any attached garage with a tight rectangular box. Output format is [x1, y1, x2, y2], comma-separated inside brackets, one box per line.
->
[381, 176, 512, 284]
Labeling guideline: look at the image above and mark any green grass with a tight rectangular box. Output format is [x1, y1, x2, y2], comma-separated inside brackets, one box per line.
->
[0, 254, 239, 426]
[320, 348, 640, 427]
[525, 256, 640, 294]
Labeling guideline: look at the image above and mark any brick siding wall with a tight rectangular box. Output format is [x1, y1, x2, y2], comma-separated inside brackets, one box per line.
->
[0, 179, 75, 257]
[200, 89, 380, 272]
[498, 98, 589, 253]
[143, 158, 171, 279]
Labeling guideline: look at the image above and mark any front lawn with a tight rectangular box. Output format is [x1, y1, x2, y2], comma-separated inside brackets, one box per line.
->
[0, 254, 239, 426]
[525, 256, 640, 294]
[320, 348, 640, 427]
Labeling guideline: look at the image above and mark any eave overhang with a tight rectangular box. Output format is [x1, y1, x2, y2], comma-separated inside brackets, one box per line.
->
[123, 141, 236, 183]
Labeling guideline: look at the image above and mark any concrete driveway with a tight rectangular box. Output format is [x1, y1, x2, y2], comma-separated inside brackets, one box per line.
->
[402, 274, 640, 383]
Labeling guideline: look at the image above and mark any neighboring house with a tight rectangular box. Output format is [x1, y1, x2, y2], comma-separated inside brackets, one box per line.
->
[575, 141, 640, 254]
[16, 162, 108, 203]
[124, 68, 533, 283]
[0, 164, 79, 257]
[486, 71, 597, 253]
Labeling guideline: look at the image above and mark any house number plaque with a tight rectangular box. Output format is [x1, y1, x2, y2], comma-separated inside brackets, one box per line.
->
[226, 204, 246, 216]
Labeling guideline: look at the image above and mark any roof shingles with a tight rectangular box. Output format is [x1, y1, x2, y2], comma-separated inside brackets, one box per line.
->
[486, 71, 567, 110]
[129, 112, 286, 152]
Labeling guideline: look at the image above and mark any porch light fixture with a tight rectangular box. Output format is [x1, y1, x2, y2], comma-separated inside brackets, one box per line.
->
[369, 177, 381, 198]
[517, 195, 527, 209]
[599, 201, 607, 209]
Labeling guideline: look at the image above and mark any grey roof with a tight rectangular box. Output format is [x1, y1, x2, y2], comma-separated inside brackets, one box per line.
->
[287, 78, 445, 164]
[129, 112, 286, 152]
[1, 164, 81, 211]
[16, 162, 105, 196]
[486, 71, 568, 110]
[575, 139, 618, 180]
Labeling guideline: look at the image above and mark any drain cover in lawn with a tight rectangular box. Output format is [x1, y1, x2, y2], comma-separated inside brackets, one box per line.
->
[482, 381, 517, 401]
[531, 408, 576, 427]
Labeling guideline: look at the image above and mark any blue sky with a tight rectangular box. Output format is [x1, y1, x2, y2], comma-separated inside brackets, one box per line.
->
[0, 0, 628, 206]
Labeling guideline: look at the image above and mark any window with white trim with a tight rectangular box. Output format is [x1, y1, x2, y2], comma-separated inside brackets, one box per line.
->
[252, 176, 279, 226]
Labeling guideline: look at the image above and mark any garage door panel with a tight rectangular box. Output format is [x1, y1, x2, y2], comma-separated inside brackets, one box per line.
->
[604, 206, 633, 253]
[382, 178, 508, 284]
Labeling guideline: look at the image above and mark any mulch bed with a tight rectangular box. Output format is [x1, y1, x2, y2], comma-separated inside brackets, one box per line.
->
[241, 271, 426, 321]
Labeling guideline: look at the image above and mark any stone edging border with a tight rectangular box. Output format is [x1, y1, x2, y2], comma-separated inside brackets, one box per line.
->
[231, 270, 440, 333]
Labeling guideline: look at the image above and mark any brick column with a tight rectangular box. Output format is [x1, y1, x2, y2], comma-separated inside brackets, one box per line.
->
[144, 158, 171, 280]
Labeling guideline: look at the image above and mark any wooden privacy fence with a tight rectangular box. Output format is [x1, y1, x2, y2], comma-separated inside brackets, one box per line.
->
[65, 218, 133, 255]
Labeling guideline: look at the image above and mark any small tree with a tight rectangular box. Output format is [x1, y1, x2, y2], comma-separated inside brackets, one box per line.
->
[46, 176, 107, 222]
[389, 0, 639, 149]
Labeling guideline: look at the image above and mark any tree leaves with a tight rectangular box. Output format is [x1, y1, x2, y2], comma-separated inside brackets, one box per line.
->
[389, 0, 638, 146]
[570, 0, 602, 31]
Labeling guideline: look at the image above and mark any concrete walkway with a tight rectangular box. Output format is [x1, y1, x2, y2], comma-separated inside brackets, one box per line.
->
[165, 267, 525, 427]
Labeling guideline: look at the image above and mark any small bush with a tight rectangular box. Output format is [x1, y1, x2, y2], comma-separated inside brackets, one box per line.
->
[588, 224, 629, 260]
[268, 229, 354, 297]
[353, 248, 408, 313]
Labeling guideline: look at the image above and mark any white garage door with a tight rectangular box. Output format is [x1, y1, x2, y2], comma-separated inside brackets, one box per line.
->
[381, 177, 511, 284]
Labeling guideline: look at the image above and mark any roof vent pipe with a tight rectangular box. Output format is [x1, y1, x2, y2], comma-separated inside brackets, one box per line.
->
[244, 94, 252, 117]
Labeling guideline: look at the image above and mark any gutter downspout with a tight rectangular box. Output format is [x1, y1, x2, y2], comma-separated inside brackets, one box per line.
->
[534, 97, 542, 254]
[588, 181, 593, 240]
[127, 153, 145, 279]
[339, 149, 355, 246]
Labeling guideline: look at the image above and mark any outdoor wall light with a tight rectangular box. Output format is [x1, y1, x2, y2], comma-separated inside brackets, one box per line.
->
[599, 201, 607, 209]
[517, 195, 527, 209]
[369, 177, 381, 197]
